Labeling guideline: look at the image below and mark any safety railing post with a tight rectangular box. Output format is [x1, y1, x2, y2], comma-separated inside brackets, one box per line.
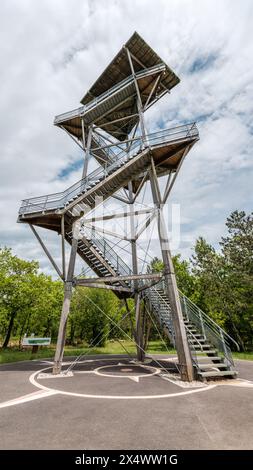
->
[199, 310, 206, 340]
[182, 296, 188, 322]
[219, 327, 229, 364]
[43, 195, 48, 212]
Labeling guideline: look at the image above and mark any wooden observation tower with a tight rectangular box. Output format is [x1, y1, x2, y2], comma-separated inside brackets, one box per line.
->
[18, 33, 239, 381]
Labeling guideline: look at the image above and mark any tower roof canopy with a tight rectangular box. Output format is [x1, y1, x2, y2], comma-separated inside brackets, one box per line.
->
[80, 31, 179, 105]
[55, 32, 180, 141]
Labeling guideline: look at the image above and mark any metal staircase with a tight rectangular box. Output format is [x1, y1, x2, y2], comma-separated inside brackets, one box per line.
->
[67, 226, 132, 297]
[18, 120, 239, 378]
[74, 229, 239, 381]
[18, 123, 198, 224]
[146, 281, 239, 380]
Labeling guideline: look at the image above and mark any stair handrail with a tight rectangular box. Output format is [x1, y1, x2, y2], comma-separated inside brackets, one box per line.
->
[142, 284, 175, 345]
[91, 133, 117, 162]
[157, 274, 236, 349]
[179, 291, 240, 351]
[82, 225, 131, 277]
[54, 64, 167, 125]
[19, 123, 198, 215]
[184, 324, 205, 352]
[183, 324, 201, 369]
[178, 291, 236, 369]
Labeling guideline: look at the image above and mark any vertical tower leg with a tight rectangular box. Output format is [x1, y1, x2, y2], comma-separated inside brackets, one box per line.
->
[149, 160, 194, 382]
[53, 225, 79, 375]
[128, 181, 145, 362]
[52, 281, 73, 374]
[135, 293, 145, 362]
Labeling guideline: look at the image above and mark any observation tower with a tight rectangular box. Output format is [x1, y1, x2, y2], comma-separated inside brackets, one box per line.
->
[18, 33, 238, 381]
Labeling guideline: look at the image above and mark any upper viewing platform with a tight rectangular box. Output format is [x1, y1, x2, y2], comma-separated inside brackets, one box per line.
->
[54, 32, 180, 141]
[18, 32, 199, 232]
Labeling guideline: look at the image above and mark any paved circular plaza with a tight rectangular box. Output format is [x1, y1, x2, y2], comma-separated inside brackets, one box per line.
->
[0, 355, 253, 449]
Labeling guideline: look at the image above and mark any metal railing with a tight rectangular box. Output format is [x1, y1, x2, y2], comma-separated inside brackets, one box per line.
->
[19, 123, 198, 216]
[143, 284, 175, 346]
[179, 290, 239, 369]
[74, 224, 238, 373]
[150, 279, 239, 370]
[92, 133, 117, 162]
[54, 64, 166, 125]
[81, 226, 131, 277]
[77, 228, 176, 344]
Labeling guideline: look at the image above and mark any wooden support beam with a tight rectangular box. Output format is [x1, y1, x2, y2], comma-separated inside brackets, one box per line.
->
[128, 50, 170, 96]
[81, 118, 86, 150]
[62, 143, 148, 214]
[91, 133, 140, 151]
[52, 281, 72, 375]
[82, 125, 92, 179]
[128, 180, 145, 362]
[61, 215, 66, 281]
[94, 113, 138, 129]
[83, 223, 131, 241]
[135, 210, 157, 240]
[29, 224, 63, 279]
[135, 293, 144, 361]
[93, 128, 124, 153]
[132, 172, 149, 202]
[95, 95, 133, 125]
[83, 208, 152, 224]
[76, 272, 162, 284]
[125, 47, 148, 144]
[60, 125, 84, 151]
[53, 220, 79, 375]
[162, 146, 189, 204]
[162, 171, 173, 204]
[144, 72, 162, 108]
[149, 158, 194, 382]
[112, 193, 131, 204]
[74, 281, 132, 294]
[137, 279, 161, 293]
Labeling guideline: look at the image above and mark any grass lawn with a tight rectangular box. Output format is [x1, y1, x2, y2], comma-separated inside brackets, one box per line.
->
[0, 340, 175, 364]
[0, 340, 252, 364]
[232, 351, 253, 361]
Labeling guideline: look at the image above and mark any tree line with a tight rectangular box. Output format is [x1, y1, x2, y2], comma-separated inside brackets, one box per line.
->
[0, 210, 252, 351]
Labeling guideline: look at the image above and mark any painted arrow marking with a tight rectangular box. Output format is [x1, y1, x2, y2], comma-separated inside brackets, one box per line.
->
[128, 376, 139, 383]
[0, 390, 58, 409]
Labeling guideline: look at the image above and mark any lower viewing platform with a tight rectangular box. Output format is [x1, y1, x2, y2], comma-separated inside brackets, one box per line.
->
[18, 123, 199, 229]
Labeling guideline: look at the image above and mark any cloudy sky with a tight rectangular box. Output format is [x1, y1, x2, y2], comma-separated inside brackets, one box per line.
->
[0, 0, 252, 277]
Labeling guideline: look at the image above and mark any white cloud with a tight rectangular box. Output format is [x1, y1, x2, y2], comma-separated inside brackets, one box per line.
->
[0, 0, 252, 275]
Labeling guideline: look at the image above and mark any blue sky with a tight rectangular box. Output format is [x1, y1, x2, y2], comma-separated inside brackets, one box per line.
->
[0, 0, 252, 276]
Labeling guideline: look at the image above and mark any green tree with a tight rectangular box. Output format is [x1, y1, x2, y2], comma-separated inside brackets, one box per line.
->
[0, 248, 39, 348]
[220, 211, 253, 349]
[27, 275, 63, 341]
[191, 211, 253, 350]
[191, 237, 227, 327]
[0, 247, 63, 348]
[69, 286, 121, 347]
[147, 254, 195, 297]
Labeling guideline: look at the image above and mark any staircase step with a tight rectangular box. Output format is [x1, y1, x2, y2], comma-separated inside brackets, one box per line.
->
[188, 338, 206, 343]
[198, 363, 227, 369]
[192, 349, 217, 355]
[190, 344, 212, 349]
[197, 356, 223, 361]
[198, 370, 237, 378]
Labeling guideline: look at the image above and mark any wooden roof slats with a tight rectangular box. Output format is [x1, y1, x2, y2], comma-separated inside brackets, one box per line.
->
[80, 32, 179, 105]
[55, 64, 168, 141]
[55, 33, 180, 142]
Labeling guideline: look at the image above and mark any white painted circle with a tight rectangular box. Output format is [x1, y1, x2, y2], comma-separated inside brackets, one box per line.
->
[29, 359, 217, 400]
[94, 363, 160, 378]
